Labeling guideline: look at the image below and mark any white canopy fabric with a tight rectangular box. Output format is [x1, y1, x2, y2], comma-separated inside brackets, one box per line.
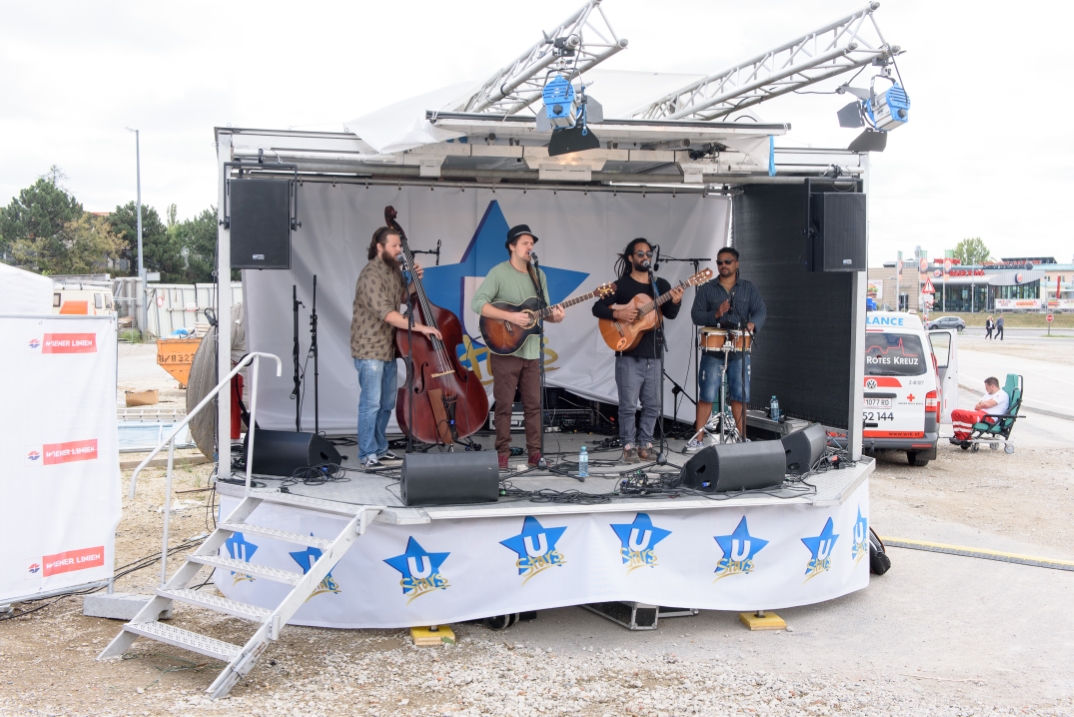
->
[0, 262, 53, 315]
[343, 83, 472, 154]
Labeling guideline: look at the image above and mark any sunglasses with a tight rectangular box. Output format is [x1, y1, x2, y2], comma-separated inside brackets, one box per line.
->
[717, 259, 735, 266]
[633, 250, 654, 258]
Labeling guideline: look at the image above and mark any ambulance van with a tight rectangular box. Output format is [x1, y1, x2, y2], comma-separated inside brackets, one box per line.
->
[863, 312, 958, 467]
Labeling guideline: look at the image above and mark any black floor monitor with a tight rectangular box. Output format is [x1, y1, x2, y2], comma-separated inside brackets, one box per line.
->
[680, 441, 787, 493]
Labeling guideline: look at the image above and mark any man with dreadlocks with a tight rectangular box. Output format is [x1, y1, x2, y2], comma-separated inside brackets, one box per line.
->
[592, 238, 684, 463]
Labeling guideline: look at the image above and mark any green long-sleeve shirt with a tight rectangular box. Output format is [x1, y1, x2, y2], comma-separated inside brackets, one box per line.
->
[471, 260, 551, 359]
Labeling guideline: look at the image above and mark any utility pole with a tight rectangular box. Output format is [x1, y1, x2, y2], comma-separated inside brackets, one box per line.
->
[126, 128, 146, 337]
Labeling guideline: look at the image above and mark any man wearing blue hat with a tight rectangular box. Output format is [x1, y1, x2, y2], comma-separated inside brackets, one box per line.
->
[472, 225, 565, 470]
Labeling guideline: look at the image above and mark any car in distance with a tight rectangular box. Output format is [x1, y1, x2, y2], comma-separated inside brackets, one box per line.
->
[926, 316, 966, 332]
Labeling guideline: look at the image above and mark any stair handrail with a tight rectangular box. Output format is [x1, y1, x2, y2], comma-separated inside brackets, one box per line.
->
[127, 351, 281, 499]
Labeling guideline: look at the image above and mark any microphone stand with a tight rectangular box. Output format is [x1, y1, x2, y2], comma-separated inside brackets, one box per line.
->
[659, 255, 710, 419]
[647, 266, 671, 465]
[290, 285, 304, 432]
[309, 275, 320, 436]
[527, 256, 551, 473]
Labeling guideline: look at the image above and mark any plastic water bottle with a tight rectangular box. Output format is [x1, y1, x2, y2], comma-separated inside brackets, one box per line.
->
[770, 395, 781, 422]
[578, 446, 589, 477]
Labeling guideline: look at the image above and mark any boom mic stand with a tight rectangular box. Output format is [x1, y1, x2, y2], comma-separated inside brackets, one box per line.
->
[409, 239, 442, 266]
[659, 255, 711, 417]
[647, 265, 670, 465]
[309, 275, 320, 436]
[291, 285, 304, 432]
[528, 255, 552, 473]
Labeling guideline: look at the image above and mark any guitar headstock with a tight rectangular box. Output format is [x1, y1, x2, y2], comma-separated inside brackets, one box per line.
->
[596, 282, 616, 298]
[688, 268, 714, 286]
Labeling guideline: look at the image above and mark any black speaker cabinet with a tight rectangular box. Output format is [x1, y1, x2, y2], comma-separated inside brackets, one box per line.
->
[230, 179, 292, 270]
[249, 430, 342, 477]
[810, 192, 866, 272]
[401, 451, 500, 507]
[781, 423, 827, 475]
[680, 441, 786, 493]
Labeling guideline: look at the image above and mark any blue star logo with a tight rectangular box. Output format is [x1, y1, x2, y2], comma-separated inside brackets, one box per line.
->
[851, 507, 869, 564]
[500, 516, 568, 581]
[290, 536, 343, 597]
[801, 517, 840, 579]
[384, 537, 451, 599]
[421, 200, 590, 346]
[713, 517, 769, 581]
[224, 531, 258, 584]
[610, 513, 672, 570]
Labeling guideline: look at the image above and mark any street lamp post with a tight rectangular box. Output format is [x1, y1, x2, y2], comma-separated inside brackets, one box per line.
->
[126, 127, 146, 337]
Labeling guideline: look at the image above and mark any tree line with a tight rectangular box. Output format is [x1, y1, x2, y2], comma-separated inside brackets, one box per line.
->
[0, 167, 218, 284]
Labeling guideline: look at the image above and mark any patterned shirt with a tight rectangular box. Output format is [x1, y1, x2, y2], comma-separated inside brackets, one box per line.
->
[350, 258, 406, 362]
[691, 277, 767, 333]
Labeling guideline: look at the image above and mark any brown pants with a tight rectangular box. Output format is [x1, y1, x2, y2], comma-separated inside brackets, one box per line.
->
[490, 353, 542, 457]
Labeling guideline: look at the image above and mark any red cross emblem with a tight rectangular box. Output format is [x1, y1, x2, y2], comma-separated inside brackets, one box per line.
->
[907, 393, 916, 402]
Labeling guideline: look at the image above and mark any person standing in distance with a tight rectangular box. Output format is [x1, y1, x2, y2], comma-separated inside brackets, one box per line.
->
[351, 226, 441, 469]
[471, 225, 565, 470]
[686, 246, 766, 450]
[592, 238, 683, 463]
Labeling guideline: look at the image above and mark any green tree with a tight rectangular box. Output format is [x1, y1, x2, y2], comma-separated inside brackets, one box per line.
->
[0, 168, 83, 258]
[952, 237, 991, 266]
[109, 201, 184, 282]
[169, 207, 219, 283]
[12, 214, 123, 275]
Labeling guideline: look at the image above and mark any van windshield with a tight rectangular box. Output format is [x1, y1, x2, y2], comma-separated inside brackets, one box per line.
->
[865, 333, 927, 376]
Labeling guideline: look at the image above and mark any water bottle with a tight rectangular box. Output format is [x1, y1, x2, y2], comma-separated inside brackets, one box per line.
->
[770, 396, 781, 422]
[578, 446, 589, 477]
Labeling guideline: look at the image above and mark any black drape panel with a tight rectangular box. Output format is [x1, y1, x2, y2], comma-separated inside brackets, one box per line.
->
[732, 184, 855, 429]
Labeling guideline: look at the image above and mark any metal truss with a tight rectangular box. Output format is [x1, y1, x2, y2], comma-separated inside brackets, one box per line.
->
[456, 0, 628, 115]
[630, 2, 899, 121]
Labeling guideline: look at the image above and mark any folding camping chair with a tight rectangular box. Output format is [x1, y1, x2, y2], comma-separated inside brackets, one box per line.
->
[958, 373, 1024, 454]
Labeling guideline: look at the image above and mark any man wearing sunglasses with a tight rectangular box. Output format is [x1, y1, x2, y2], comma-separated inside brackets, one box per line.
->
[686, 246, 766, 450]
[593, 238, 684, 463]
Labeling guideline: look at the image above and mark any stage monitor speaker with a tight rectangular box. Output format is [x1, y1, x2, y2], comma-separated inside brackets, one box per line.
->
[230, 179, 292, 270]
[679, 441, 786, 493]
[781, 423, 827, 475]
[810, 192, 866, 272]
[401, 451, 500, 507]
[249, 430, 342, 477]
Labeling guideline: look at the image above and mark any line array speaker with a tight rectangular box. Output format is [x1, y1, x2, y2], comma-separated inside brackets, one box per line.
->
[679, 441, 786, 493]
[401, 451, 500, 507]
[249, 430, 342, 477]
[780, 423, 827, 475]
[810, 192, 866, 272]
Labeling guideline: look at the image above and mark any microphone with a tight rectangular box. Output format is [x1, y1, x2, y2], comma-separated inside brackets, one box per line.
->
[640, 258, 651, 270]
[529, 252, 539, 266]
[653, 244, 661, 272]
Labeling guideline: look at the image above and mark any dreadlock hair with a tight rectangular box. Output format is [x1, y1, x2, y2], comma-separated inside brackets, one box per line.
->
[614, 238, 653, 278]
[367, 226, 400, 261]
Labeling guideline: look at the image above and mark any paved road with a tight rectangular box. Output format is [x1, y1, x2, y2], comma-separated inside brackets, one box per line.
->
[954, 341, 1074, 420]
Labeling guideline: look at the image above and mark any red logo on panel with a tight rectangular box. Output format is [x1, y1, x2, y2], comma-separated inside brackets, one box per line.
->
[42, 439, 98, 465]
[41, 333, 96, 354]
[41, 547, 105, 577]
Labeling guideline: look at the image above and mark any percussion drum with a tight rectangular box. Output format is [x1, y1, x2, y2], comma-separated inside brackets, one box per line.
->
[726, 329, 752, 352]
[700, 327, 730, 353]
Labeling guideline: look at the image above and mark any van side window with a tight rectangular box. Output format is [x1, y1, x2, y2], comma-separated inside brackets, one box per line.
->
[94, 293, 104, 309]
[53, 293, 61, 307]
[105, 294, 113, 309]
[928, 332, 950, 369]
[865, 333, 927, 376]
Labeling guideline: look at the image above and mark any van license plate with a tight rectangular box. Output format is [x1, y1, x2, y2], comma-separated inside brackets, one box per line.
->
[864, 398, 892, 408]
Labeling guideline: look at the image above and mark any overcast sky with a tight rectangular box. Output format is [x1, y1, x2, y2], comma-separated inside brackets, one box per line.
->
[2, 0, 1072, 264]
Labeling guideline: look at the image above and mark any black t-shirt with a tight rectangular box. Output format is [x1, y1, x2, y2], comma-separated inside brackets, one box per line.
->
[592, 274, 681, 358]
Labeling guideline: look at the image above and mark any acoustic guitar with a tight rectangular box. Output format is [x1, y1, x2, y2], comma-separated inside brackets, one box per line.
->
[479, 283, 615, 356]
[598, 268, 713, 352]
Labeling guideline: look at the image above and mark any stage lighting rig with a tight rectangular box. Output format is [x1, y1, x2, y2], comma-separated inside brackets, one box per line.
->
[837, 66, 910, 152]
[536, 72, 604, 156]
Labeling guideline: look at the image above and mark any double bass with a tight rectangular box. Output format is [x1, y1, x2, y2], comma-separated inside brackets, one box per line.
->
[386, 206, 489, 446]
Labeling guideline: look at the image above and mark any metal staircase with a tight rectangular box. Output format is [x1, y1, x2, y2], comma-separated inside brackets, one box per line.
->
[100, 351, 382, 698]
[98, 492, 380, 698]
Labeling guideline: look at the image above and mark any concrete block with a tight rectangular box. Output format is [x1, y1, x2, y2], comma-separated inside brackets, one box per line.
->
[82, 592, 172, 621]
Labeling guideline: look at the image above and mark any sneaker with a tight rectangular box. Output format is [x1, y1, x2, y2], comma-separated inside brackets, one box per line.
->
[361, 456, 381, 469]
[527, 452, 543, 468]
[498, 453, 509, 471]
[378, 450, 402, 462]
[948, 436, 961, 446]
[703, 413, 721, 433]
[622, 445, 640, 463]
[637, 444, 654, 461]
[684, 437, 705, 453]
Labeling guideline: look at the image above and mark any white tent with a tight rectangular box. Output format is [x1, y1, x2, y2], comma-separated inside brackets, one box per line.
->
[0, 262, 54, 315]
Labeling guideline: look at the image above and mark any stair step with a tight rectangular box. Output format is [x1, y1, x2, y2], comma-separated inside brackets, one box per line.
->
[158, 588, 272, 623]
[247, 490, 361, 517]
[123, 621, 240, 662]
[218, 522, 331, 550]
[187, 555, 303, 585]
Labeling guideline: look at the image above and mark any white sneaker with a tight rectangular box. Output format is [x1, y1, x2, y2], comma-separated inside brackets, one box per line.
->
[378, 450, 402, 462]
[684, 437, 705, 453]
[362, 456, 382, 469]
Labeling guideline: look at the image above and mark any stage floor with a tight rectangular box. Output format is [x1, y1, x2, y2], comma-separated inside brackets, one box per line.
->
[217, 432, 873, 524]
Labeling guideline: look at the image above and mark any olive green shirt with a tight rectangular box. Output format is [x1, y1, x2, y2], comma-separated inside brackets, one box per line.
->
[471, 260, 551, 360]
[350, 258, 406, 362]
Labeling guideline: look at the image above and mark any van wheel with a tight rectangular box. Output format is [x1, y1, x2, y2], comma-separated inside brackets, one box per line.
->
[907, 451, 930, 467]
